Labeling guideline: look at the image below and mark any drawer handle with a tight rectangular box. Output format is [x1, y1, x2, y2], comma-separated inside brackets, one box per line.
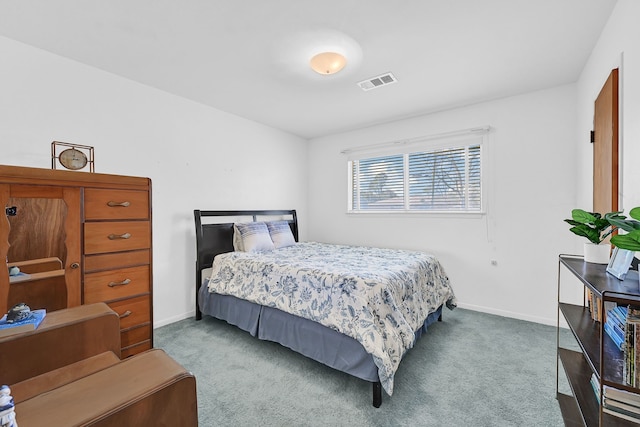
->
[119, 310, 132, 319]
[108, 278, 131, 287]
[108, 232, 131, 240]
[107, 201, 131, 207]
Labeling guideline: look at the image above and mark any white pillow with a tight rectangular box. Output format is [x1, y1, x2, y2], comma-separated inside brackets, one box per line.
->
[232, 224, 245, 251]
[234, 222, 275, 252]
[266, 220, 296, 248]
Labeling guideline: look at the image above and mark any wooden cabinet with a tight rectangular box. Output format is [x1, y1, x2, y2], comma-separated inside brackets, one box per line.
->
[0, 165, 152, 357]
[557, 254, 640, 426]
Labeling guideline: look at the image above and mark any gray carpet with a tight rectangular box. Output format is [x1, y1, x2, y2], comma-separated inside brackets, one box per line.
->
[154, 308, 570, 426]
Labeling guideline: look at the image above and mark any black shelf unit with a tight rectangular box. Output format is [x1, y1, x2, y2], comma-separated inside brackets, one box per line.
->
[557, 254, 640, 426]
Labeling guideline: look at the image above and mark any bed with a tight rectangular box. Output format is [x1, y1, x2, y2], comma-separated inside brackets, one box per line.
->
[194, 209, 456, 407]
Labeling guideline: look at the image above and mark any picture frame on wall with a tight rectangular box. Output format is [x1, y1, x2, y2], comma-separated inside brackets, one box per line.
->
[606, 247, 635, 280]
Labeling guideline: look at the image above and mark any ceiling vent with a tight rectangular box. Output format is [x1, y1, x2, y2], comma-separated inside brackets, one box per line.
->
[357, 72, 397, 91]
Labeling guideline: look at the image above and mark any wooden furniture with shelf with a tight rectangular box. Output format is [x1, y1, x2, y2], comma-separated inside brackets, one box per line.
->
[0, 164, 152, 357]
[0, 303, 197, 426]
[557, 254, 640, 426]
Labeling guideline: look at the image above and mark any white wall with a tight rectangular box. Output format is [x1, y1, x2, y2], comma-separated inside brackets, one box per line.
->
[576, 0, 640, 212]
[3, 0, 636, 329]
[0, 36, 308, 327]
[307, 0, 640, 326]
[307, 85, 578, 325]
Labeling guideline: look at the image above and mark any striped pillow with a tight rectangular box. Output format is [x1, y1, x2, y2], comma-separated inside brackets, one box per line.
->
[233, 222, 275, 252]
[266, 220, 296, 248]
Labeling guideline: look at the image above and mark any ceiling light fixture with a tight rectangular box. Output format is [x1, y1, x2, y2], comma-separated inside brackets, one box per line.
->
[310, 52, 347, 75]
[274, 29, 361, 79]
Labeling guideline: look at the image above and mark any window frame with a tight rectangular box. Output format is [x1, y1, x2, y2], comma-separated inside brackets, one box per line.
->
[346, 129, 488, 215]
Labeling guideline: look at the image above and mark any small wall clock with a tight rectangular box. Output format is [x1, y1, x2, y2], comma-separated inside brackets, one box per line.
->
[51, 141, 95, 172]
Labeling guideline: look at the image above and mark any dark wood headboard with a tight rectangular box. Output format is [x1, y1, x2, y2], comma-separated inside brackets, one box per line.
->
[193, 209, 298, 319]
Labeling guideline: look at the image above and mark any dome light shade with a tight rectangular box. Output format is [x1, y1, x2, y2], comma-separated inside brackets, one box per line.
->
[310, 52, 347, 75]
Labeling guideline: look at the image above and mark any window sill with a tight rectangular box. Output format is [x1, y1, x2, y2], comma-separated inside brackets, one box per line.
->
[346, 210, 486, 219]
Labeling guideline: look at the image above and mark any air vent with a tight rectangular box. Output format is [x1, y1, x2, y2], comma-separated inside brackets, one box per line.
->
[357, 72, 398, 91]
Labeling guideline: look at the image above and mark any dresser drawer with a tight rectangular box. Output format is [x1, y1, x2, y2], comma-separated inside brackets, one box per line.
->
[84, 249, 150, 273]
[84, 221, 150, 254]
[84, 188, 149, 220]
[121, 324, 151, 348]
[107, 295, 150, 330]
[84, 265, 150, 304]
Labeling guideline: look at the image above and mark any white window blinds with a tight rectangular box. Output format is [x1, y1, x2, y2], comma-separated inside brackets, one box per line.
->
[347, 128, 487, 213]
[352, 154, 404, 210]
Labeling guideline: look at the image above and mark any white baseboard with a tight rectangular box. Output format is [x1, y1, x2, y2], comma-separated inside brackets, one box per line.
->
[457, 302, 557, 327]
[154, 310, 195, 329]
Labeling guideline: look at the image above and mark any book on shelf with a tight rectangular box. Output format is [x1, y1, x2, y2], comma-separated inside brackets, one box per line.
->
[0, 309, 46, 338]
[590, 373, 602, 403]
[611, 306, 629, 325]
[614, 321, 626, 343]
[625, 306, 640, 387]
[605, 306, 626, 350]
[591, 373, 640, 422]
[588, 290, 602, 322]
[604, 397, 640, 415]
[605, 321, 625, 350]
[603, 405, 640, 423]
[603, 385, 640, 408]
[586, 290, 614, 322]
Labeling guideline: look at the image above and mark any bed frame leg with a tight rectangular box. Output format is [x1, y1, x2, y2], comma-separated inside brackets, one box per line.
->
[372, 381, 382, 408]
[195, 271, 203, 320]
[195, 288, 202, 321]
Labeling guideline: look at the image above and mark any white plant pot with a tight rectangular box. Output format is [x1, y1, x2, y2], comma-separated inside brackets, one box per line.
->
[584, 242, 611, 264]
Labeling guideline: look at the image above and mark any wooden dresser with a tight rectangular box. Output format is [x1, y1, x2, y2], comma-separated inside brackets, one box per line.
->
[0, 165, 153, 357]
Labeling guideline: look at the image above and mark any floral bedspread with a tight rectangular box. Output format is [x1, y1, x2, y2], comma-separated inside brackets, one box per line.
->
[206, 242, 456, 395]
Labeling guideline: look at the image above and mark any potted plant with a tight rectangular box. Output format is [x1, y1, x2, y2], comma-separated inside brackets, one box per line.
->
[608, 206, 640, 251]
[565, 209, 625, 263]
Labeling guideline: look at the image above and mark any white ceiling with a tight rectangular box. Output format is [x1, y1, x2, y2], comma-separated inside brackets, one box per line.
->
[0, 0, 617, 139]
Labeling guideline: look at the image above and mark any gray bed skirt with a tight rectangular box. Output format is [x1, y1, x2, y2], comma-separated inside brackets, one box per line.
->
[198, 284, 443, 383]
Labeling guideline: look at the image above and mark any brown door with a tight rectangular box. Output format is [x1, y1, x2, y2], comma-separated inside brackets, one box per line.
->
[2, 184, 81, 313]
[593, 68, 619, 215]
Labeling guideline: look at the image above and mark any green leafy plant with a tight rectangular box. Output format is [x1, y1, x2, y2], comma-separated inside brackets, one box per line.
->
[564, 209, 625, 245]
[607, 207, 640, 251]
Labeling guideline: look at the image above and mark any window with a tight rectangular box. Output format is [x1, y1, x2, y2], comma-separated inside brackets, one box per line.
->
[351, 154, 404, 210]
[348, 129, 486, 213]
